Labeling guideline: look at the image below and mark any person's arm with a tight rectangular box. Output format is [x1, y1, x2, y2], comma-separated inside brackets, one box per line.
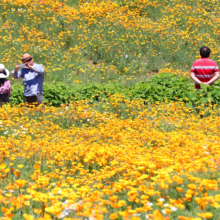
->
[7, 80, 11, 97]
[12, 65, 23, 79]
[27, 64, 44, 75]
[190, 72, 202, 84]
[206, 71, 219, 85]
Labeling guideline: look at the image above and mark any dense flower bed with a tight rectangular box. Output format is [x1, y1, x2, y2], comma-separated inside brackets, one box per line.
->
[0, 101, 220, 219]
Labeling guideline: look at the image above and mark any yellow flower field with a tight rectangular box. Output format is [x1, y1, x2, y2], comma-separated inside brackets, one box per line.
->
[1, 0, 220, 219]
[0, 101, 220, 219]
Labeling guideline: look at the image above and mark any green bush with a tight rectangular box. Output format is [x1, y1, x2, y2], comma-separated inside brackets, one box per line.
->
[10, 73, 220, 107]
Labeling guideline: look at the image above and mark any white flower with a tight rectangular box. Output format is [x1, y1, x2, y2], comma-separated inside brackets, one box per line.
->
[146, 203, 153, 207]
[132, 214, 141, 216]
[69, 204, 77, 210]
[12, 133, 18, 136]
[63, 211, 69, 216]
[62, 200, 69, 205]
[59, 213, 67, 218]
[145, 214, 149, 219]
[162, 209, 167, 214]
[163, 203, 169, 207]
[159, 198, 165, 202]
[125, 55, 128, 58]
[170, 206, 177, 212]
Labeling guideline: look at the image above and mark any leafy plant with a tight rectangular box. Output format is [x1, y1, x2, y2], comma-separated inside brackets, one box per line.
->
[9, 73, 220, 107]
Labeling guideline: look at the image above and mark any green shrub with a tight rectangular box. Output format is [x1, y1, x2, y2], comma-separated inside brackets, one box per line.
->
[10, 73, 220, 107]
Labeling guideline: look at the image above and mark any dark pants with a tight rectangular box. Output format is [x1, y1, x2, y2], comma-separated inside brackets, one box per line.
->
[23, 94, 43, 105]
[0, 93, 9, 107]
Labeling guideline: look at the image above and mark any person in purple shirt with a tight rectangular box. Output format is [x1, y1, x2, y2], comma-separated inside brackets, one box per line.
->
[12, 53, 45, 105]
[0, 64, 11, 106]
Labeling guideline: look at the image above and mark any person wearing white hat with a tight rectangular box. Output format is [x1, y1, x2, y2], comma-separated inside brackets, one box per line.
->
[12, 53, 45, 105]
[0, 64, 11, 106]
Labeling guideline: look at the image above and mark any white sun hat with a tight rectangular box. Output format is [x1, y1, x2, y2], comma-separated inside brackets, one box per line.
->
[0, 64, 10, 79]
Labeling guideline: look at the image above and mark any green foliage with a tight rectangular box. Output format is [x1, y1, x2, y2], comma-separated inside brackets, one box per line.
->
[10, 84, 23, 105]
[10, 73, 220, 107]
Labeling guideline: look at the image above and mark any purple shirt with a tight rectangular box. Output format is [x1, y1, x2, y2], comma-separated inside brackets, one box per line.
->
[12, 63, 44, 96]
[0, 80, 11, 97]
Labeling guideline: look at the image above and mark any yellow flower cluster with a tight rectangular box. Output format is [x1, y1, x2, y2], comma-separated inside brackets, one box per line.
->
[0, 100, 220, 219]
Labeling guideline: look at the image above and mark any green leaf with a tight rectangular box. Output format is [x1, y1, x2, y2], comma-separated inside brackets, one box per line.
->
[212, 89, 220, 96]
[200, 83, 208, 90]
[207, 91, 212, 97]
[199, 97, 208, 104]
[184, 92, 197, 102]
[185, 101, 192, 108]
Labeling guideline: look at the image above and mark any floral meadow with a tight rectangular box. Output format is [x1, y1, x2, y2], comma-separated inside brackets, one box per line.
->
[2, 101, 220, 220]
[1, 0, 220, 219]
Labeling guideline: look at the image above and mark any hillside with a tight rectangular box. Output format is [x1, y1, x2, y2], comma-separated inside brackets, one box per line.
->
[0, 0, 219, 86]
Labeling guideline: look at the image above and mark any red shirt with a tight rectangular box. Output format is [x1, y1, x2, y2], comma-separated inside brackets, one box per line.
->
[191, 58, 219, 89]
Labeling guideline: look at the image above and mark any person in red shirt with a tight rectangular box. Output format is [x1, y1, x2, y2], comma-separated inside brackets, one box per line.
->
[191, 46, 219, 89]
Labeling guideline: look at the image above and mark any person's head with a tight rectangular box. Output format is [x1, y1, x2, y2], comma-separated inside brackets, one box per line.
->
[200, 46, 211, 58]
[22, 53, 34, 65]
[0, 64, 9, 85]
[0, 64, 9, 79]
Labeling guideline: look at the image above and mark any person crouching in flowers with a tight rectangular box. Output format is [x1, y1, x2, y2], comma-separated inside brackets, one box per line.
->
[0, 64, 11, 107]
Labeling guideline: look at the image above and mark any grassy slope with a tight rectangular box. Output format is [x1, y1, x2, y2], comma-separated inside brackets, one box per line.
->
[0, 0, 219, 87]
